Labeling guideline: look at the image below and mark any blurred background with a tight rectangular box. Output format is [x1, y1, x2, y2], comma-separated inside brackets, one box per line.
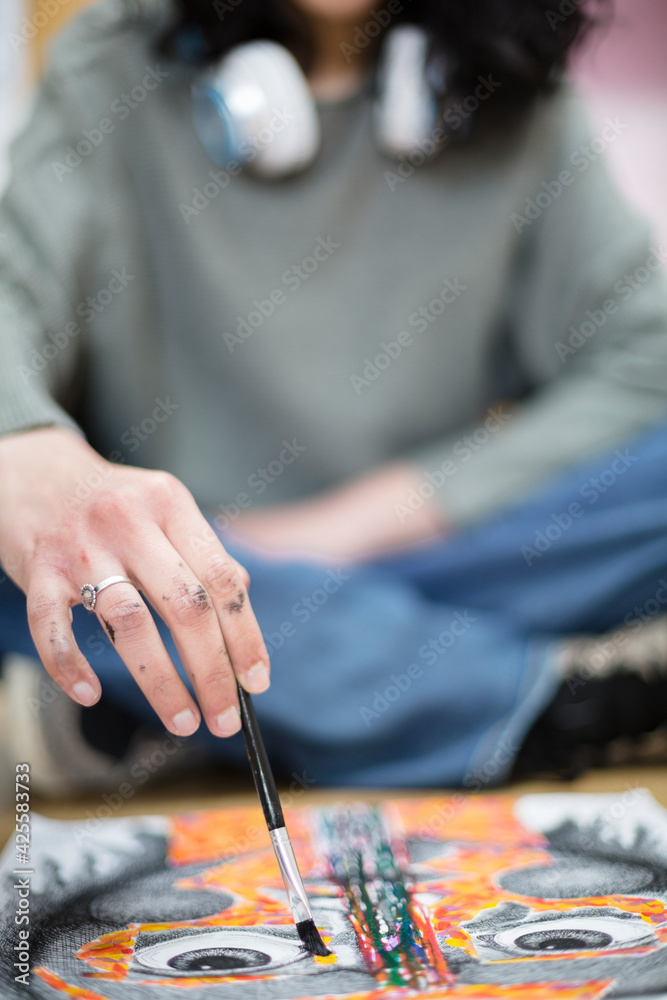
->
[573, 0, 667, 243]
[2, 0, 665, 239]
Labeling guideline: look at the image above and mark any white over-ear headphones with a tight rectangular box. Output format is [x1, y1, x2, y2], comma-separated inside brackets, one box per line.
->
[192, 25, 443, 178]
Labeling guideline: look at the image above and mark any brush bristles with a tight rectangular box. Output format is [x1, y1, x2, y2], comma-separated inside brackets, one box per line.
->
[296, 918, 331, 957]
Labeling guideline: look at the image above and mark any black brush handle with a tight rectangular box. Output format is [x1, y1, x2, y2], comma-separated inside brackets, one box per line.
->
[237, 683, 285, 831]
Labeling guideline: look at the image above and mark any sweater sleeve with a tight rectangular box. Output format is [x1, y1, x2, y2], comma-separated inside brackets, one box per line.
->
[0, 29, 110, 438]
[411, 91, 667, 528]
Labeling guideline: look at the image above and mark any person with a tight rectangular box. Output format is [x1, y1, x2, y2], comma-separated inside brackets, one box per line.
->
[0, 0, 666, 793]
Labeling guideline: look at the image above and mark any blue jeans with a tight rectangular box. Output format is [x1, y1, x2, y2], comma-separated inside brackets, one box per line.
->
[1, 426, 666, 787]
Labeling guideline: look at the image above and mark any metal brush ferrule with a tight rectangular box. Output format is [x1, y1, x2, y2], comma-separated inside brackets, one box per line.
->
[270, 827, 312, 925]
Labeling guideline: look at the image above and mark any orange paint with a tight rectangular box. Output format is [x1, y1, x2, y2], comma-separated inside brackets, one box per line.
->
[37, 797, 667, 999]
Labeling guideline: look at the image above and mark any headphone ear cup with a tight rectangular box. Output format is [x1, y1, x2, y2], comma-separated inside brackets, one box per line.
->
[192, 41, 320, 178]
[374, 25, 442, 160]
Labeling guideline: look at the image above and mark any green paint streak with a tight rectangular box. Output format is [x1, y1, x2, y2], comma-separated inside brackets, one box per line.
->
[319, 806, 444, 989]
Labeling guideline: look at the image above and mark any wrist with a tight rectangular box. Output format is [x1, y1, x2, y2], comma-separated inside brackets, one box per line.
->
[324, 462, 449, 557]
[0, 424, 85, 456]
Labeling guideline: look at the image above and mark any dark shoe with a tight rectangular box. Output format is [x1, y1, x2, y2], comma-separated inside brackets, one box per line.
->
[513, 614, 667, 780]
[513, 669, 667, 779]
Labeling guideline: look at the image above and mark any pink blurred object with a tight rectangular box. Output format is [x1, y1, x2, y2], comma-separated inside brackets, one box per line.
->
[573, 0, 667, 241]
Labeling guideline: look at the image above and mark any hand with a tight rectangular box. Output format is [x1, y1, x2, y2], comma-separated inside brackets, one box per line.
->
[230, 462, 448, 563]
[0, 427, 271, 738]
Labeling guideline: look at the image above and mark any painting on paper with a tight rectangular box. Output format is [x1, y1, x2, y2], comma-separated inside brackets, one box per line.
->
[2, 791, 667, 999]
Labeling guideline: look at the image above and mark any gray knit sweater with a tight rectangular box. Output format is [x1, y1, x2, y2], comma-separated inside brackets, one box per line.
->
[1, 0, 667, 526]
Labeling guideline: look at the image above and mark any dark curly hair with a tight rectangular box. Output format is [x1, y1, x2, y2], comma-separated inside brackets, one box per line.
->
[160, 0, 609, 115]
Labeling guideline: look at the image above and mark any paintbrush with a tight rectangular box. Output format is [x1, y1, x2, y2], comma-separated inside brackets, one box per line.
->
[236, 683, 331, 957]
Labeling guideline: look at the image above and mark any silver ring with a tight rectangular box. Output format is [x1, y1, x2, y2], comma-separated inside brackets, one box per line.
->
[81, 576, 133, 613]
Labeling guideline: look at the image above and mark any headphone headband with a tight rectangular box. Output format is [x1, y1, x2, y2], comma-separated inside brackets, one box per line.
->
[192, 26, 443, 178]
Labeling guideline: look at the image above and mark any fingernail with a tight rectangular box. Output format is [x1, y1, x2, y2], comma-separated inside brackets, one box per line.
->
[172, 708, 199, 736]
[73, 681, 99, 706]
[216, 705, 241, 737]
[245, 661, 270, 694]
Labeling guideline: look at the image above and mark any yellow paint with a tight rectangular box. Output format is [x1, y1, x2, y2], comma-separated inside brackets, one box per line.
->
[314, 951, 339, 965]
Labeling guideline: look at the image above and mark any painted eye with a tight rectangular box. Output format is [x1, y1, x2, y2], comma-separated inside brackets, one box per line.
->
[493, 915, 657, 956]
[167, 946, 271, 972]
[133, 928, 308, 977]
[513, 928, 612, 952]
